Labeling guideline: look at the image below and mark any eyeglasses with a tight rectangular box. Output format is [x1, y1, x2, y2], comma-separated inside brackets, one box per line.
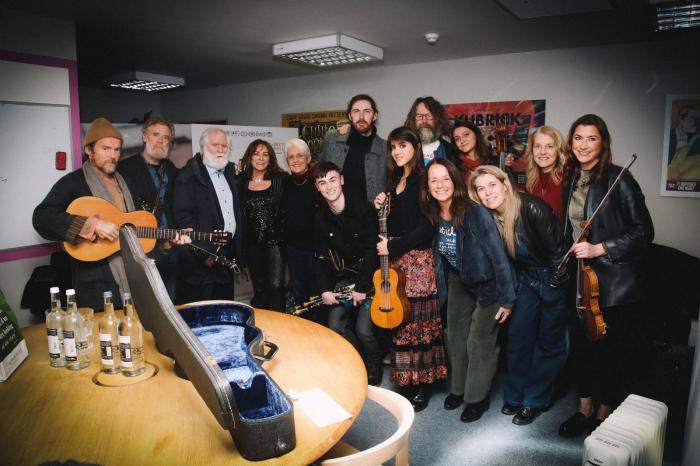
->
[415, 113, 434, 122]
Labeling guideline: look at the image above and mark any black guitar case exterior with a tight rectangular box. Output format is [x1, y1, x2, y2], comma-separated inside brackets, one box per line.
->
[119, 227, 295, 461]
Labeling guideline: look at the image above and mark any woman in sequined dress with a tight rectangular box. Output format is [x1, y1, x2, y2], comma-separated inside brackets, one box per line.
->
[238, 139, 288, 311]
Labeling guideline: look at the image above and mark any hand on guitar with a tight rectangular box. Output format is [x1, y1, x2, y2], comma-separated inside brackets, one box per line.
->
[571, 241, 606, 259]
[373, 192, 387, 210]
[376, 234, 389, 256]
[80, 216, 118, 242]
[171, 228, 192, 246]
[495, 306, 512, 324]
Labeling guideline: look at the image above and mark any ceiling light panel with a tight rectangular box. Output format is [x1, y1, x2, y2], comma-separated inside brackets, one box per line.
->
[654, 1, 700, 31]
[106, 71, 185, 92]
[273, 34, 383, 68]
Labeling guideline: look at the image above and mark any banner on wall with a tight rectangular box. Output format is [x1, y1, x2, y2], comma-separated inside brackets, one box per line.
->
[660, 95, 700, 197]
[281, 110, 347, 158]
[444, 99, 546, 177]
[190, 124, 299, 172]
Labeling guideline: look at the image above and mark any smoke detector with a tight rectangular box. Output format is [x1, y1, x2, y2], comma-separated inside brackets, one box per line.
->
[424, 33, 439, 45]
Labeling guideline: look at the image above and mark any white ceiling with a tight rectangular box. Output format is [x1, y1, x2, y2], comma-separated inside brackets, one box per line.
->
[3, 0, 695, 89]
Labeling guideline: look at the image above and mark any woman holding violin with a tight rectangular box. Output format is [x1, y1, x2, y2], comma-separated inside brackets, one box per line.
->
[558, 114, 654, 438]
[468, 165, 568, 426]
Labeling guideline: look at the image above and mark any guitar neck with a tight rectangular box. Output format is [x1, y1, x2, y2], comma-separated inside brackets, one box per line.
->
[135, 227, 219, 242]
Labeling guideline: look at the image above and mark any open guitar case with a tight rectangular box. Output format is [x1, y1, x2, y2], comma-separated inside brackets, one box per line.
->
[119, 227, 295, 461]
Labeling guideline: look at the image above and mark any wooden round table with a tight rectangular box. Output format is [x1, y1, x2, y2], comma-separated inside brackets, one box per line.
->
[0, 309, 367, 465]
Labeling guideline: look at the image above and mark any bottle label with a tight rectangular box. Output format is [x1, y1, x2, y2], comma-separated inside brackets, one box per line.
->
[99, 333, 114, 364]
[64, 330, 77, 362]
[119, 335, 133, 368]
[47, 328, 61, 359]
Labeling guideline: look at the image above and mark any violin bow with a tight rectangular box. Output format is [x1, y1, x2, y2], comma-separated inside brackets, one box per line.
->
[555, 153, 638, 274]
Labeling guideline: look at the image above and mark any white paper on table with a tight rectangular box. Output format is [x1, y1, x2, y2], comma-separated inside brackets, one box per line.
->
[289, 388, 352, 427]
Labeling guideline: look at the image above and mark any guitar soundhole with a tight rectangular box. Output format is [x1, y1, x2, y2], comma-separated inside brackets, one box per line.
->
[379, 307, 393, 313]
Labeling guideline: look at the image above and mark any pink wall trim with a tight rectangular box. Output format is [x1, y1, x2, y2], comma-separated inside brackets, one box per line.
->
[0, 50, 81, 263]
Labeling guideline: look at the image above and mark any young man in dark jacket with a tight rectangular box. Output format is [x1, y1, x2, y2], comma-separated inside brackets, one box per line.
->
[311, 161, 382, 385]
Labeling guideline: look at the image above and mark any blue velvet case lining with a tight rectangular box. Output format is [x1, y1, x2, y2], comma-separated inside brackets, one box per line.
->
[181, 304, 292, 421]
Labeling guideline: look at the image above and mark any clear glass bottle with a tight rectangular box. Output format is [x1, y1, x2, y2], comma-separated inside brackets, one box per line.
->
[119, 292, 145, 377]
[98, 291, 120, 374]
[64, 289, 89, 370]
[46, 286, 65, 367]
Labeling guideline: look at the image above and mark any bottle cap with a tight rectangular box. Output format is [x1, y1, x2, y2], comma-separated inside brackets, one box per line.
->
[103, 291, 112, 298]
[66, 289, 75, 296]
[50, 286, 59, 293]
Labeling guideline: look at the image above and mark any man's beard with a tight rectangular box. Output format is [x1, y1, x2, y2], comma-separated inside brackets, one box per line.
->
[352, 120, 372, 135]
[202, 148, 229, 170]
[417, 125, 438, 144]
[145, 142, 168, 160]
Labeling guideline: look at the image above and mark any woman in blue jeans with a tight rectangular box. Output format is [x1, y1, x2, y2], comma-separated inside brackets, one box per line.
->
[469, 165, 568, 425]
[420, 158, 516, 423]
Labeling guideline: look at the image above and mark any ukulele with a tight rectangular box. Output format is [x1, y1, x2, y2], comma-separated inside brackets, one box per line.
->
[64, 196, 231, 261]
[370, 194, 410, 329]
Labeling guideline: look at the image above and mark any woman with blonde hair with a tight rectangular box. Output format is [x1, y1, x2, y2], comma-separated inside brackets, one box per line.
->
[523, 126, 568, 222]
[469, 165, 568, 425]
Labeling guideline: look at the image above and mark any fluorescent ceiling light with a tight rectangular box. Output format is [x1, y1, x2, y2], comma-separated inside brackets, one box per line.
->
[273, 33, 383, 68]
[654, 1, 700, 31]
[106, 71, 185, 92]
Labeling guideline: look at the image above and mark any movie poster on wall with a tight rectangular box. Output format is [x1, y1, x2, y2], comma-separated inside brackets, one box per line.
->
[282, 110, 347, 158]
[660, 95, 700, 198]
[444, 99, 546, 182]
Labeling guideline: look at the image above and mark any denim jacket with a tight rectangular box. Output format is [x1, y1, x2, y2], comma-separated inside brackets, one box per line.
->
[433, 202, 516, 309]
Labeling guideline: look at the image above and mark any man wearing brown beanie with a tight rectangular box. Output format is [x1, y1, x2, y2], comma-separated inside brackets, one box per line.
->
[33, 118, 140, 310]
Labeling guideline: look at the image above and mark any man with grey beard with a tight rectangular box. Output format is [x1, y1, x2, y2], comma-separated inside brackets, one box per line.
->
[119, 117, 182, 301]
[173, 127, 243, 302]
[404, 96, 459, 166]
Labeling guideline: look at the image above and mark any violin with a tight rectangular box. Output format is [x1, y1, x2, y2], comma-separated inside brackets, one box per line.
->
[576, 222, 606, 341]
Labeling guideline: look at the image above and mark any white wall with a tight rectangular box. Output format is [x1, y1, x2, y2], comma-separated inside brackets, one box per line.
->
[162, 40, 700, 258]
[0, 8, 76, 327]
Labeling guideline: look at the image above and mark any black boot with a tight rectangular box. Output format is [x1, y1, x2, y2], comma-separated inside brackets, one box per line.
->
[410, 384, 431, 412]
[367, 363, 383, 386]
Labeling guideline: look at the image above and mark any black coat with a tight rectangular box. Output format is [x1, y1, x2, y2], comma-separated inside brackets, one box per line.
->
[32, 169, 123, 310]
[312, 197, 378, 294]
[563, 165, 654, 308]
[516, 192, 566, 273]
[118, 153, 178, 227]
[386, 171, 434, 258]
[172, 153, 243, 285]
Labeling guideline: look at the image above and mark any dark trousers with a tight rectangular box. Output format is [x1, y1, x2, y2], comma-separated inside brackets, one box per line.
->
[182, 281, 234, 303]
[286, 245, 314, 303]
[247, 242, 285, 312]
[503, 267, 568, 408]
[328, 296, 382, 366]
[570, 303, 640, 406]
[154, 247, 180, 303]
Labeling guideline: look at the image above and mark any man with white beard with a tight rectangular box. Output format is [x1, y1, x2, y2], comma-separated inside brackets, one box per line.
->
[404, 96, 459, 166]
[119, 118, 182, 301]
[173, 127, 243, 302]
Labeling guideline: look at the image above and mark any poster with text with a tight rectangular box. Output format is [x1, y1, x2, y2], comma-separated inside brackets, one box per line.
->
[282, 110, 347, 158]
[660, 95, 700, 197]
[444, 99, 546, 181]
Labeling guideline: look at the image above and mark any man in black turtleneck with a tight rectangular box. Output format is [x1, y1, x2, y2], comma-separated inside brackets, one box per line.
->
[319, 94, 387, 206]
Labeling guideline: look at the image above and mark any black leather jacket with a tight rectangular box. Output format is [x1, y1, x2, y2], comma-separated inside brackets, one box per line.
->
[516, 193, 566, 274]
[563, 165, 654, 308]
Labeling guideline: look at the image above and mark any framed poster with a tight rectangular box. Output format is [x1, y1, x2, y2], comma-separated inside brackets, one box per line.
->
[660, 95, 700, 197]
[282, 110, 347, 158]
[444, 99, 546, 182]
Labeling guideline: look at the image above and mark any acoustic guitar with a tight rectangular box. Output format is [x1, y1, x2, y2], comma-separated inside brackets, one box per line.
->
[64, 196, 231, 262]
[370, 194, 410, 329]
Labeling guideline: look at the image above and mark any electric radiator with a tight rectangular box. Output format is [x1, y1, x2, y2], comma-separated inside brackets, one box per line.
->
[582, 394, 668, 466]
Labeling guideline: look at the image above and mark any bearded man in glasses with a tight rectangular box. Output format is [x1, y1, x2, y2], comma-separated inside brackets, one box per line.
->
[404, 96, 459, 166]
